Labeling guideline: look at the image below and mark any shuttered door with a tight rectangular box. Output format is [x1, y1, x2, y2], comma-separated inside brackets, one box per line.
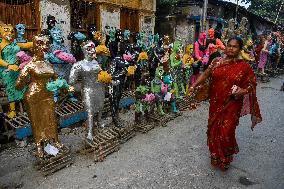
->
[120, 8, 139, 33]
[70, 0, 100, 31]
[0, 0, 40, 41]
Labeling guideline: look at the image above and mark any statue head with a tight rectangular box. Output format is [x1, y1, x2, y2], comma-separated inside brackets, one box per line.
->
[124, 30, 130, 41]
[94, 31, 102, 42]
[82, 40, 96, 60]
[87, 24, 97, 39]
[15, 23, 26, 36]
[139, 32, 144, 40]
[240, 17, 248, 28]
[163, 74, 173, 85]
[33, 35, 50, 57]
[155, 65, 164, 79]
[173, 40, 182, 53]
[0, 23, 15, 42]
[46, 15, 57, 29]
[68, 31, 86, 42]
[50, 26, 63, 44]
[245, 38, 253, 47]
[104, 25, 111, 36]
[208, 28, 215, 39]
[154, 33, 159, 47]
[115, 29, 123, 42]
[185, 44, 194, 54]
[109, 27, 116, 42]
[198, 32, 207, 41]
[228, 18, 235, 30]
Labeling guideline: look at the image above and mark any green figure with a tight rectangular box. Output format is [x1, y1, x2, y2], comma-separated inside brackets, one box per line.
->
[170, 40, 186, 98]
[135, 85, 150, 122]
[151, 66, 165, 116]
[163, 74, 178, 113]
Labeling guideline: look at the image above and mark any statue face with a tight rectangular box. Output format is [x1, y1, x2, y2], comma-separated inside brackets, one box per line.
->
[16, 24, 26, 36]
[208, 28, 215, 39]
[104, 26, 111, 36]
[124, 30, 130, 40]
[173, 41, 182, 52]
[0, 24, 14, 42]
[186, 44, 193, 54]
[155, 66, 164, 78]
[94, 31, 102, 41]
[228, 19, 235, 29]
[199, 32, 206, 41]
[47, 15, 57, 28]
[33, 35, 50, 54]
[82, 41, 96, 59]
[50, 27, 63, 43]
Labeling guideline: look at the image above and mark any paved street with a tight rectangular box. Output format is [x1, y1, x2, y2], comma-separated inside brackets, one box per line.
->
[0, 76, 283, 189]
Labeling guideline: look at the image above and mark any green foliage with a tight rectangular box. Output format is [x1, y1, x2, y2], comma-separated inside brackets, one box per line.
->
[246, 0, 284, 24]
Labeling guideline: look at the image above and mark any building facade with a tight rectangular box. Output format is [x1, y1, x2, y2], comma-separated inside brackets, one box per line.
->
[0, 0, 156, 47]
[156, 0, 275, 46]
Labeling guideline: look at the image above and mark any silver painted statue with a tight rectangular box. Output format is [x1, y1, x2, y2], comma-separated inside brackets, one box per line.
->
[69, 41, 105, 141]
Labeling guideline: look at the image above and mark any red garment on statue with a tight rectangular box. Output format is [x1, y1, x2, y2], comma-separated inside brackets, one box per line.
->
[207, 58, 262, 169]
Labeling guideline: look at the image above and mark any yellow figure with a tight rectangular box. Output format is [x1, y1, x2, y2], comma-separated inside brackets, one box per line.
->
[241, 38, 255, 62]
[0, 23, 33, 118]
[16, 35, 62, 157]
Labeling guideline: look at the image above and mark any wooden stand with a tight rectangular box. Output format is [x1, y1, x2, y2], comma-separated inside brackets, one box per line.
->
[135, 121, 155, 133]
[177, 97, 198, 111]
[81, 128, 120, 162]
[35, 147, 73, 176]
[148, 113, 172, 127]
[111, 123, 136, 144]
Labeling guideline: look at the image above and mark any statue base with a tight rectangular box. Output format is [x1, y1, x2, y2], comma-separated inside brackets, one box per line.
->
[111, 122, 136, 144]
[81, 128, 120, 162]
[135, 120, 155, 133]
[177, 97, 197, 111]
[34, 147, 73, 176]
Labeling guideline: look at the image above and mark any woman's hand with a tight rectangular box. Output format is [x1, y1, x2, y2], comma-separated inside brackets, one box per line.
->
[187, 86, 196, 96]
[231, 85, 247, 99]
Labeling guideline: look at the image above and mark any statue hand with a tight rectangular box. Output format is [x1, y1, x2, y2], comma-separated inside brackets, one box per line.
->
[8, 64, 19, 71]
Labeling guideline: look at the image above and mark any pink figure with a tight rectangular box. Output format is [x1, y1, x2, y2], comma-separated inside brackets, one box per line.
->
[53, 50, 76, 64]
[143, 93, 156, 103]
[16, 51, 32, 69]
[194, 32, 207, 62]
[161, 82, 168, 94]
[123, 53, 133, 61]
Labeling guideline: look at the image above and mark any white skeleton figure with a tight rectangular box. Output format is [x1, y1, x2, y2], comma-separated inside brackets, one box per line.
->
[223, 18, 236, 43]
[238, 17, 249, 40]
[69, 41, 105, 141]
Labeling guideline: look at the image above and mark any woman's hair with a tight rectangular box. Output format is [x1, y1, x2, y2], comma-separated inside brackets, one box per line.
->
[227, 36, 244, 49]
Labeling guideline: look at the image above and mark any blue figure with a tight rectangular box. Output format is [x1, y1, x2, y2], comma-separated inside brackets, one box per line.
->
[45, 26, 77, 102]
[15, 24, 27, 43]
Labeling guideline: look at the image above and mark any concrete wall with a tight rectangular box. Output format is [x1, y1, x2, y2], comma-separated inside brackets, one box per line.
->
[100, 6, 120, 32]
[40, 0, 71, 48]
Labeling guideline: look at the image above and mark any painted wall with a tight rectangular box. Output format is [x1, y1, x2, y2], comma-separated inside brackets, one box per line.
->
[101, 7, 120, 33]
[40, 0, 71, 48]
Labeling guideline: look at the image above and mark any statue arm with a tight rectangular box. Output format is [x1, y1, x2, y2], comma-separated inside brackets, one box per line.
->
[16, 64, 30, 90]
[0, 58, 9, 67]
[241, 50, 251, 61]
[69, 63, 81, 85]
[194, 42, 202, 60]
[216, 39, 225, 50]
[17, 42, 33, 50]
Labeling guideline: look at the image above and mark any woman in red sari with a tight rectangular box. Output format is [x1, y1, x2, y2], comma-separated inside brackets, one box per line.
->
[189, 37, 262, 171]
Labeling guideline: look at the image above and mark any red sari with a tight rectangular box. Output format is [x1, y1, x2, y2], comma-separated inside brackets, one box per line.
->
[208, 58, 262, 170]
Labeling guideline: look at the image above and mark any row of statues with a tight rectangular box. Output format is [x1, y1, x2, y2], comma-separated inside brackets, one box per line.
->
[0, 15, 255, 158]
